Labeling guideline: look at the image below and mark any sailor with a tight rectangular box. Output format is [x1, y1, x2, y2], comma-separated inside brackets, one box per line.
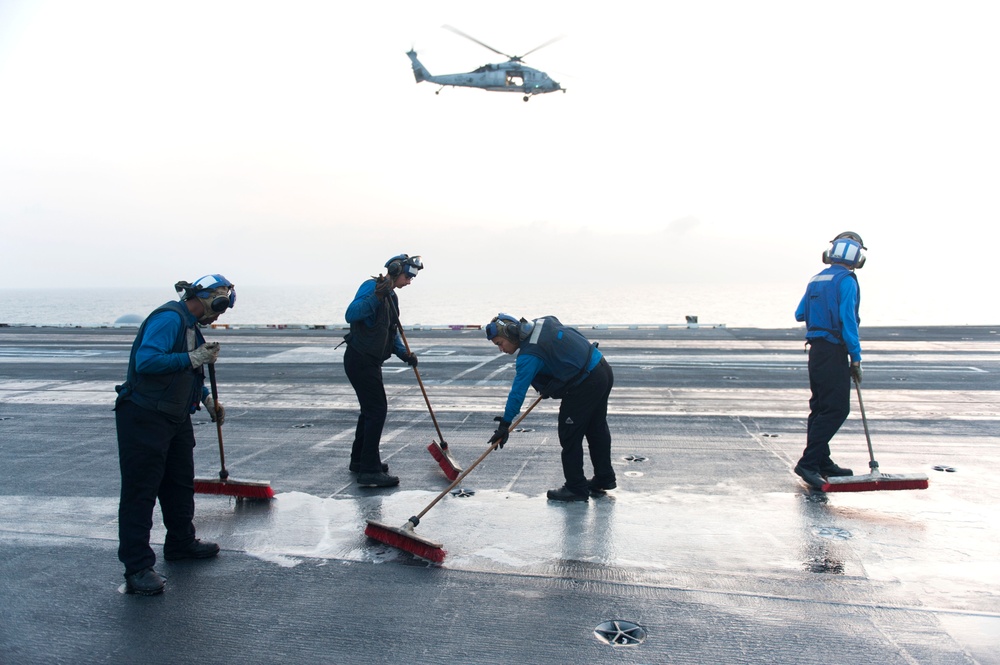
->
[343, 254, 422, 487]
[486, 313, 616, 502]
[793, 233, 866, 490]
[114, 275, 235, 595]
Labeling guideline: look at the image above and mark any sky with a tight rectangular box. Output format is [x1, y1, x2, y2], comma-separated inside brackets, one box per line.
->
[1, 1, 999, 322]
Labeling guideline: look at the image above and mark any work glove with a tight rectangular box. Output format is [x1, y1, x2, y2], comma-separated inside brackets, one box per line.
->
[490, 417, 512, 449]
[850, 362, 863, 385]
[189, 342, 220, 368]
[203, 395, 225, 426]
[374, 275, 393, 301]
[401, 352, 418, 367]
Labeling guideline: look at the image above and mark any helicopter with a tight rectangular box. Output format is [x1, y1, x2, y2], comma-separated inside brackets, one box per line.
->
[407, 25, 565, 102]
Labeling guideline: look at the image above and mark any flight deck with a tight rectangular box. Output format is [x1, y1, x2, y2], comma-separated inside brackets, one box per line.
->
[1, 324, 998, 664]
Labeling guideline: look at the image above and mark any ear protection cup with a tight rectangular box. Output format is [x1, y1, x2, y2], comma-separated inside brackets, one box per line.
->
[498, 318, 520, 340]
[386, 260, 403, 277]
[206, 294, 233, 313]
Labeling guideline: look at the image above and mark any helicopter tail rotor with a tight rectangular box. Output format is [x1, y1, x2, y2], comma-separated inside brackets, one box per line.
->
[406, 49, 431, 83]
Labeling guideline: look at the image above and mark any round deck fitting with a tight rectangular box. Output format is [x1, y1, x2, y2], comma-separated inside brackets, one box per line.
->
[594, 620, 647, 646]
[813, 526, 852, 540]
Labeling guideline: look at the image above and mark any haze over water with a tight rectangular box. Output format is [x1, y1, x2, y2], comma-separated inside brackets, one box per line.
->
[0, 280, 994, 329]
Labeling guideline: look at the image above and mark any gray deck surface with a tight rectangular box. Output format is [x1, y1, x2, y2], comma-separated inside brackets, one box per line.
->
[1, 324, 998, 664]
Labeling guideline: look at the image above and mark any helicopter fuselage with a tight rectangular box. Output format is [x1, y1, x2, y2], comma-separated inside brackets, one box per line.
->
[407, 50, 564, 98]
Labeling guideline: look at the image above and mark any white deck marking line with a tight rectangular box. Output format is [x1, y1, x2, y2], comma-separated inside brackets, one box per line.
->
[440, 353, 506, 385]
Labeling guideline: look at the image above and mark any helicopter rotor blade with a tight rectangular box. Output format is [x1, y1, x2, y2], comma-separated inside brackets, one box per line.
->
[519, 34, 565, 59]
[442, 25, 514, 60]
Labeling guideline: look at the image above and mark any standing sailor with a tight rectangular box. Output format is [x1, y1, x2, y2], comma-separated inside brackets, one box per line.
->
[343, 254, 422, 487]
[793, 233, 866, 490]
[114, 275, 235, 595]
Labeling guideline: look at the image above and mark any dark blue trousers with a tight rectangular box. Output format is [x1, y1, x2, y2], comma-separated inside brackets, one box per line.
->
[343, 346, 388, 473]
[557, 358, 615, 494]
[116, 400, 197, 574]
[800, 339, 851, 470]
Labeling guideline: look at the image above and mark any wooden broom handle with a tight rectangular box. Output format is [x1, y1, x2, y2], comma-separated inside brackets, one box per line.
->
[395, 321, 447, 444]
[207, 363, 228, 480]
[411, 395, 543, 524]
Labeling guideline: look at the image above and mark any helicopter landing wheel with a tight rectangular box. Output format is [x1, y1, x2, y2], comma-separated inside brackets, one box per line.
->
[523, 95, 530, 102]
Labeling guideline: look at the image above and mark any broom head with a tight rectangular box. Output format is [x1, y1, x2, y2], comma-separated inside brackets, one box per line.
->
[823, 472, 929, 493]
[194, 477, 275, 500]
[427, 440, 462, 481]
[365, 519, 446, 563]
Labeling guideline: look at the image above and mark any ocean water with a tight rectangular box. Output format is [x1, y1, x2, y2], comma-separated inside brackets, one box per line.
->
[0, 280, 994, 329]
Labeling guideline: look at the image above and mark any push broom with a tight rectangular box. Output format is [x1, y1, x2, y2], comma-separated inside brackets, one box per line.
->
[391, 306, 462, 480]
[365, 395, 543, 563]
[194, 363, 275, 500]
[823, 378, 929, 493]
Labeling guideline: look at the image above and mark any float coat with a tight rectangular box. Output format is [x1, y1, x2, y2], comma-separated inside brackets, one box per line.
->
[518, 316, 598, 398]
[116, 301, 205, 423]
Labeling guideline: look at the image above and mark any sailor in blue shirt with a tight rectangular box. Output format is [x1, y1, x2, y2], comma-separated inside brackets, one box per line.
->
[486, 313, 615, 502]
[793, 233, 866, 490]
[343, 254, 422, 488]
[114, 275, 235, 595]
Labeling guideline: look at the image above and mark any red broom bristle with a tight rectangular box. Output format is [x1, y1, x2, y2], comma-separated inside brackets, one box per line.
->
[823, 477, 929, 493]
[194, 478, 275, 500]
[365, 521, 446, 563]
[427, 441, 461, 481]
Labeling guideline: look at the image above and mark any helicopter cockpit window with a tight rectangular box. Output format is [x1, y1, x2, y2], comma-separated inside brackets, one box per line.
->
[506, 71, 524, 87]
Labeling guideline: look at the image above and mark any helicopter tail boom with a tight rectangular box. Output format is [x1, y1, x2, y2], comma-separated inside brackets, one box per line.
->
[406, 50, 430, 83]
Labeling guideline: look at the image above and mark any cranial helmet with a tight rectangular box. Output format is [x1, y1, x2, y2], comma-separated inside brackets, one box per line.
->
[833, 231, 866, 248]
[485, 313, 534, 342]
[175, 274, 237, 313]
[385, 254, 424, 279]
[485, 313, 520, 342]
[822, 232, 866, 269]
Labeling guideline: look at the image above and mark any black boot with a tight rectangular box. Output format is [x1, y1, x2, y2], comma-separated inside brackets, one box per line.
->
[794, 464, 826, 490]
[350, 462, 389, 473]
[820, 462, 853, 477]
[164, 539, 221, 561]
[124, 567, 165, 595]
[357, 471, 400, 488]
[588, 475, 618, 495]
[546, 485, 589, 502]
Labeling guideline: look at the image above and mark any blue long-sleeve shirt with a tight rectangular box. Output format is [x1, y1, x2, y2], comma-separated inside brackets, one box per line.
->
[134, 306, 210, 400]
[344, 280, 406, 358]
[502, 348, 604, 422]
[795, 267, 862, 363]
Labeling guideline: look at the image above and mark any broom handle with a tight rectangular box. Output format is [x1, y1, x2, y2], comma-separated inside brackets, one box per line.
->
[208, 363, 229, 480]
[394, 319, 447, 445]
[411, 395, 544, 524]
[854, 378, 879, 474]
